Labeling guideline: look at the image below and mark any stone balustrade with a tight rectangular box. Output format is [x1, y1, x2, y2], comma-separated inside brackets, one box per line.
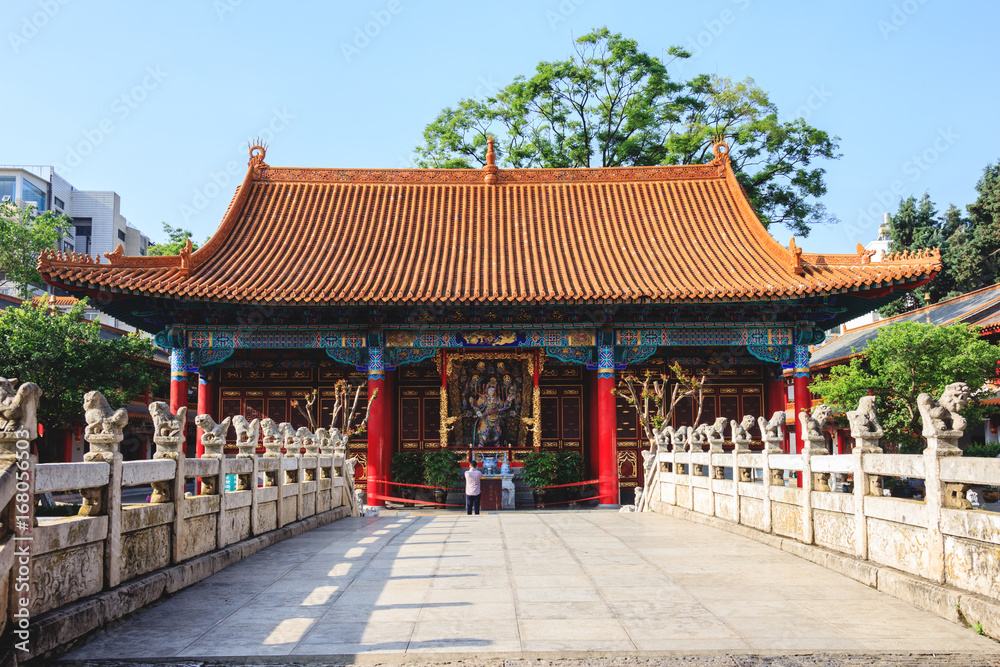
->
[653, 384, 1000, 636]
[0, 386, 353, 665]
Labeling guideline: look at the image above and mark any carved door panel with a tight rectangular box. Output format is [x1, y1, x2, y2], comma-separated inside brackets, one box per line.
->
[399, 387, 440, 450]
[539, 386, 583, 451]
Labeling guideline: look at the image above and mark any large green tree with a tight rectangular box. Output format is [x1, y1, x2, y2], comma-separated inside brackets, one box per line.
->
[880, 159, 1000, 316]
[148, 222, 201, 256]
[0, 202, 68, 297]
[0, 300, 157, 433]
[810, 321, 1000, 453]
[414, 28, 840, 236]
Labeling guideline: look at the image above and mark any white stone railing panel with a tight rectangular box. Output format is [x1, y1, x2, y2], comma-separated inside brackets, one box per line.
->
[185, 458, 219, 477]
[940, 507, 1000, 542]
[35, 462, 109, 494]
[864, 495, 928, 524]
[33, 516, 108, 556]
[122, 504, 172, 532]
[185, 494, 221, 517]
[769, 484, 802, 505]
[939, 456, 1000, 485]
[810, 454, 853, 473]
[224, 458, 253, 475]
[223, 490, 253, 510]
[768, 454, 803, 471]
[121, 459, 175, 487]
[811, 490, 853, 513]
[864, 453, 925, 478]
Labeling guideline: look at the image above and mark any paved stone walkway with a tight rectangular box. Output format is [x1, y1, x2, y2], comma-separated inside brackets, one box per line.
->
[62, 511, 999, 661]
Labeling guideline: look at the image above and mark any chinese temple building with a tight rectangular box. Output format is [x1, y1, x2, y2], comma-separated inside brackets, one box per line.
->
[39, 139, 941, 505]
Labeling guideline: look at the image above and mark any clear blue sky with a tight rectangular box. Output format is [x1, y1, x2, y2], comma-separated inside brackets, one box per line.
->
[4, 0, 997, 256]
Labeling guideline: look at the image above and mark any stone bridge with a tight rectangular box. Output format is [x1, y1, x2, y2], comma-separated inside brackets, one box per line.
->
[1, 383, 1000, 664]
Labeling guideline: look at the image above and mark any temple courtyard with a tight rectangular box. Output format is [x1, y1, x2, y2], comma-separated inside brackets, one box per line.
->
[59, 511, 999, 661]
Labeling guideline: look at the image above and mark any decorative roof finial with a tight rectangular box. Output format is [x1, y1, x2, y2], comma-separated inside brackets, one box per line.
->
[711, 135, 730, 164]
[483, 135, 499, 185]
[248, 138, 268, 169]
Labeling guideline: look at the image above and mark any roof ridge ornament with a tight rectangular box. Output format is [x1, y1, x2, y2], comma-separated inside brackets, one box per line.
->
[711, 135, 731, 164]
[788, 237, 805, 276]
[483, 135, 499, 185]
[248, 138, 268, 169]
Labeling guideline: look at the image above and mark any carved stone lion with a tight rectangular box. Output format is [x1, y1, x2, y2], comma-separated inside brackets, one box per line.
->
[296, 427, 319, 456]
[150, 401, 186, 441]
[918, 382, 970, 438]
[83, 391, 128, 453]
[758, 411, 785, 441]
[233, 415, 260, 457]
[0, 377, 42, 440]
[730, 415, 756, 442]
[279, 422, 298, 456]
[799, 405, 832, 440]
[195, 414, 231, 449]
[260, 418, 282, 456]
[847, 395, 883, 440]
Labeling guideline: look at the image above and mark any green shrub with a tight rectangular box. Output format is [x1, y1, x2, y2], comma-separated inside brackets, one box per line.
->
[521, 451, 559, 489]
[964, 442, 1000, 458]
[422, 449, 462, 489]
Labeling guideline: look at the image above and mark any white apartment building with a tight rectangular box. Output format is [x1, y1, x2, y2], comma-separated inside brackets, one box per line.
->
[0, 165, 151, 331]
[0, 165, 150, 260]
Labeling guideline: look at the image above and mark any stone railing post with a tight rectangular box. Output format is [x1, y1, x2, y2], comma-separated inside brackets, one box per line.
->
[706, 423, 725, 518]
[758, 411, 785, 534]
[798, 407, 831, 545]
[149, 402, 187, 565]
[195, 415, 230, 550]
[281, 423, 301, 521]
[918, 383, 971, 584]
[1, 379, 40, 636]
[847, 395, 884, 562]
[731, 418, 752, 527]
[234, 417, 260, 536]
[81, 391, 126, 589]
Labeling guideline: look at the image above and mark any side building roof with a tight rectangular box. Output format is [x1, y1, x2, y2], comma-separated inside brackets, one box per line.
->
[39, 142, 941, 315]
[808, 282, 1000, 370]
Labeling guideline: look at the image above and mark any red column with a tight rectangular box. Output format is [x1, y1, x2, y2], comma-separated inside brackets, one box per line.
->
[767, 372, 786, 420]
[596, 345, 618, 506]
[793, 345, 812, 488]
[63, 430, 74, 463]
[366, 346, 386, 506]
[169, 347, 188, 455]
[196, 371, 214, 460]
[383, 367, 396, 495]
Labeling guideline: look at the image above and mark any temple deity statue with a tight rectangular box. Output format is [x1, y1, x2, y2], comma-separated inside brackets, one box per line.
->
[473, 376, 515, 447]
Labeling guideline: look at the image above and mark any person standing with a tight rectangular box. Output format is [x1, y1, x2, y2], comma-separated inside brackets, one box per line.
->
[465, 459, 483, 515]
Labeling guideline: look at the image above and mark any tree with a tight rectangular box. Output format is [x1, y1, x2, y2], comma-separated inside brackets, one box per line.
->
[148, 222, 201, 256]
[879, 160, 1000, 316]
[810, 321, 1000, 453]
[0, 202, 68, 297]
[414, 28, 840, 236]
[0, 300, 157, 434]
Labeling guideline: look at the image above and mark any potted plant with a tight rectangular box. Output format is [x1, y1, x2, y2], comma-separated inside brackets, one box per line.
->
[521, 451, 558, 508]
[555, 451, 584, 504]
[391, 451, 425, 503]
[423, 448, 462, 506]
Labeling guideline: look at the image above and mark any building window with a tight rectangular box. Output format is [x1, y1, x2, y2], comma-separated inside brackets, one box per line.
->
[0, 176, 14, 202]
[117, 229, 126, 242]
[23, 180, 46, 211]
[54, 196, 65, 210]
[74, 219, 92, 255]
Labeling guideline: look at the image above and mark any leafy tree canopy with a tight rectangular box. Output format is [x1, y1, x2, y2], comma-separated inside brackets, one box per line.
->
[414, 28, 840, 236]
[148, 222, 202, 256]
[0, 202, 69, 297]
[810, 321, 1000, 453]
[0, 300, 157, 431]
[880, 159, 1000, 316]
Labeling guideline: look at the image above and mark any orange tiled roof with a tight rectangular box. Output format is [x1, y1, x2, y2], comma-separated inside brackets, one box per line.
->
[39, 146, 941, 306]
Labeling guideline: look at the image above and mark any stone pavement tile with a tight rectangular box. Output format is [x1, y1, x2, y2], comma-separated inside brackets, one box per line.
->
[514, 587, 603, 603]
[411, 619, 520, 644]
[781, 583, 894, 600]
[519, 639, 636, 652]
[406, 639, 522, 654]
[347, 576, 432, 591]
[699, 596, 820, 617]
[517, 618, 633, 644]
[511, 574, 594, 588]
[600, 584, 695, 602]
[290, 641, 410, 654]
[742, 636, 869, 650]
[177, 617, 318, 656]
[606, 598, 715, 621]
[64, 625, 210, 660]
[830, 618, 983, 640]
[858, 636, 1000, 651]
[623, 615, 741, 640]
[419, 601, 516, 621]
[246, 588, 344, 607]
[721, 614, 850, 640]
[629, 636, 753, 651]
[299, 619, 415, 644]
[515, 600, 615, 619]
[218, 604, 329, 625]
[261, 577, 349, 594]
[425, 586, 514, 604]
[334, 587, 428, 606]
[322, 603, 425, 623]
[432, 572, 501, 588]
